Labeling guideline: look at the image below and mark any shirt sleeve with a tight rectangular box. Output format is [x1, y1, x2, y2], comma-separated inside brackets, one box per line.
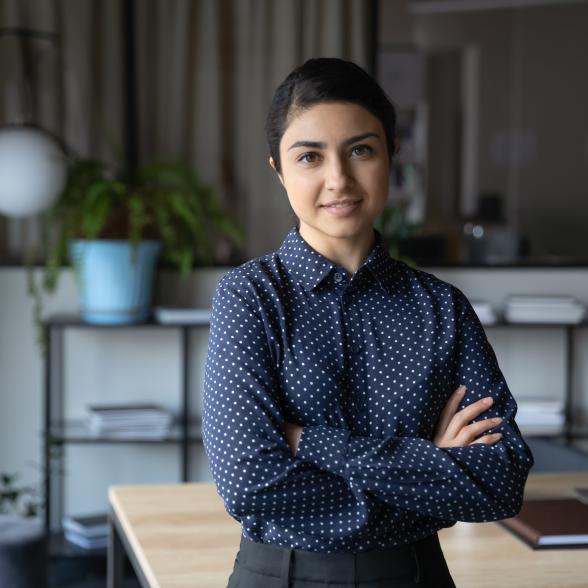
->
[296, 287, 535, 523]
[202, 274, 361, 526]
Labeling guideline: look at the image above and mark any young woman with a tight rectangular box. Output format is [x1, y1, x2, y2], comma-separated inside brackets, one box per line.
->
[203, 57, 534, 588]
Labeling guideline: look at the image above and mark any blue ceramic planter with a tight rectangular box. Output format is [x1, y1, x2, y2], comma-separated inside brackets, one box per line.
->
[68, 240, 162, 324]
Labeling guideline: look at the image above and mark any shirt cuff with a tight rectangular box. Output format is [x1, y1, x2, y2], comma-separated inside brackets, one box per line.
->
[295, 425, 350, 478]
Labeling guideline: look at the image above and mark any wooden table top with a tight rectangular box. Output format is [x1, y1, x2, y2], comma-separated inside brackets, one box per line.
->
[109, 471, 588, 588]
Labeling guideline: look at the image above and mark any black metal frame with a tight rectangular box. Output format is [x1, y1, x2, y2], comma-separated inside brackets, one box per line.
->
[42, 314, 209, 550]
[484, 321, 587, 446]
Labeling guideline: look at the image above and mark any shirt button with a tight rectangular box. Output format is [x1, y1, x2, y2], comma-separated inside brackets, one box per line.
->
[334, 272, 343, 283]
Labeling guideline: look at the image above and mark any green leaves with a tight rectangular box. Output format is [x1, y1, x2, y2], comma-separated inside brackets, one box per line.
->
[374, 204, 421, 267]
[36, 156, 245, 292]
[0, 472, 39, 518]
[82, 181, 116, 238]
[24, 154, 246, 355]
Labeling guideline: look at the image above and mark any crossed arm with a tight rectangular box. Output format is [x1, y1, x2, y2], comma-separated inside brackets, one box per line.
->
[203, 277, 535, 527]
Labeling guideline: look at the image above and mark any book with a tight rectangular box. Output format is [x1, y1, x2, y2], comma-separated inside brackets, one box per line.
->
[153, 306, 211, 324]
[498, 498, 588, 549]
[62, 513, 108, 538]
[504, 308, 585, 324]
[505, 295, 580, 307]
[87, 427, 171, 440]
[87, 403, 167, 414]
[503, 295, 586, 324]
[86, 403, 173, 438]
[470, 300, 497, 325]
[64, 531, 108, 550]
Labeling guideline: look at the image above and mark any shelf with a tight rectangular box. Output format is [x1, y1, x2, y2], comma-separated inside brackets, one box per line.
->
[48, 420, 203, 444]
[43, 314, 588, 329]
[44, 313, 210, 327]
[43, 315, 202, 537]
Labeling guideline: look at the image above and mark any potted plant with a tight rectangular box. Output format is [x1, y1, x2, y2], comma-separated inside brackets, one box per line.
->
[27, 156, 244, 349]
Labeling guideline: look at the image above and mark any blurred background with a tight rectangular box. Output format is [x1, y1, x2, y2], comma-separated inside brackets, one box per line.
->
[2, 0, 588, 266]
[1, 1, 587, 587]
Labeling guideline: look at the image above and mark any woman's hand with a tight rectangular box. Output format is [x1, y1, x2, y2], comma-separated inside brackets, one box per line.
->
[433, 385, 503, 449]
[284, 421, 303, 457]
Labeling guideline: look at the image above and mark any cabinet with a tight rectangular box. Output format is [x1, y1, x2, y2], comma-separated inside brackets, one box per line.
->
[42, 314, 210, 558]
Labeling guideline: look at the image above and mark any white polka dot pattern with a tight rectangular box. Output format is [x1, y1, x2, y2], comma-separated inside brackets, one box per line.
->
[202, 225, 535, 553]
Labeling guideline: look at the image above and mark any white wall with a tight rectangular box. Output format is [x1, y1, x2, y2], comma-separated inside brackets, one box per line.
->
[1, 265, 588, 524]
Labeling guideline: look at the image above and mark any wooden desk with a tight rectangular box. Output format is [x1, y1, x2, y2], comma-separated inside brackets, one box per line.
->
[108, 472, 588, 588]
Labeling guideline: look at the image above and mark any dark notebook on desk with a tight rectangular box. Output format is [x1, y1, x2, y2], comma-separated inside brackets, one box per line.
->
[499, 496, 588, 549]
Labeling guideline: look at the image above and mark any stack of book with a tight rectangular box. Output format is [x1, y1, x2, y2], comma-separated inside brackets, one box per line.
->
[516, 398, 565, 435]
[63, 513, 108, 550]
[87, 404, 173, 439]
[504, 295, 586, 324]
[153, 306, 211, 324]
[470, 300, 497, 325]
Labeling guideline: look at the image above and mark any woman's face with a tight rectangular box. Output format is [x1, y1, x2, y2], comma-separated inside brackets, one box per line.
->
[269, 101, 390, 254]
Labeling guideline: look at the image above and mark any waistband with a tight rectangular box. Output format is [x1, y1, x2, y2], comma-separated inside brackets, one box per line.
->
[236, 532, 442, 586]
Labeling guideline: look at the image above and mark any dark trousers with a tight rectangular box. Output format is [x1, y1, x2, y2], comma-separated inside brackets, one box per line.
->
[226, 532, 457, 588]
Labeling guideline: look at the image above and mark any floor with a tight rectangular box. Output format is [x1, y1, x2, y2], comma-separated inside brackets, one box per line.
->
[49, 436, 588, 587]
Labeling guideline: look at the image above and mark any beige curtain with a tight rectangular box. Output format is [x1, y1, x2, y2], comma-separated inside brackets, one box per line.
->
[0, 0, 372, 263]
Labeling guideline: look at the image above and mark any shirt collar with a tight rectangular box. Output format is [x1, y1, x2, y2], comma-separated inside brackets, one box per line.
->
[277, 225, 400, 294]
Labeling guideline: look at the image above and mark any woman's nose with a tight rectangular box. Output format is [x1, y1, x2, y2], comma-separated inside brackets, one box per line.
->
[325, 156, 355, 191]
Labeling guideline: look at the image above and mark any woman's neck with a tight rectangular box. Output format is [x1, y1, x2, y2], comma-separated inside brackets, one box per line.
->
[298, 224, 376, 277]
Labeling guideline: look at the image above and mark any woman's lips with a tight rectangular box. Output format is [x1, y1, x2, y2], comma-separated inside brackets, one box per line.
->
[321, 200, 362, 217]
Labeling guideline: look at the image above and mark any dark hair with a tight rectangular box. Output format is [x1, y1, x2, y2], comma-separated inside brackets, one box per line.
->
[265, 57, 398, 177]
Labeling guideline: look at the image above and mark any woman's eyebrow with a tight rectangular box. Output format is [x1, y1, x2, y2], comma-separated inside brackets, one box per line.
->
[288, 132, 380, 151]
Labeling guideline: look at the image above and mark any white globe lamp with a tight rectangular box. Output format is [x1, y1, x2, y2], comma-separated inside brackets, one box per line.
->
[0, 126, 67, 217]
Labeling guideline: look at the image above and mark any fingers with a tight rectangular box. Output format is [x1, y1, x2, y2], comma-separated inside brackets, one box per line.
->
[435, 385, 466, 435]
[445, 394, 496, 439]
[434, 385, 505, 449]
[469, 432, 503, 446]
[466, 415, 503, 438]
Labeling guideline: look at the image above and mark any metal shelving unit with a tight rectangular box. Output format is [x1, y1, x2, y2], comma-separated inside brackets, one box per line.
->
[42, 314, 209, 558]
[484, 319, 588, 445]
[41, 314, 588, 558]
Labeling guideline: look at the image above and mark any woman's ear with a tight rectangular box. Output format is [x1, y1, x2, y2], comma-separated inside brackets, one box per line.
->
[269, 156, 285, 188]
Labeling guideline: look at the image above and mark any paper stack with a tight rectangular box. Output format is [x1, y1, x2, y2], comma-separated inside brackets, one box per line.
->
[154, 306, 211, 324]
[63, 513, 108, 550]
[470, 300, 497, 325]
[504, 295, 586, 324]
[87, 404, 173, 439]
[516, 398, 565, 435]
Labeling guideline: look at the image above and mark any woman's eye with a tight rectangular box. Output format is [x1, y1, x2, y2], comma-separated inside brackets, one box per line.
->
[299, 152, 319, 164]
[351, 144, 372, 156]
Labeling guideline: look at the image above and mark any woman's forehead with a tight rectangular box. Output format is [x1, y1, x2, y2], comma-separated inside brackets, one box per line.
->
[282, 102, 382, 143]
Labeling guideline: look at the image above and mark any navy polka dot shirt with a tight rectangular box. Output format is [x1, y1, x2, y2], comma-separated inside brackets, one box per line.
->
[202, 225, 535, 553]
